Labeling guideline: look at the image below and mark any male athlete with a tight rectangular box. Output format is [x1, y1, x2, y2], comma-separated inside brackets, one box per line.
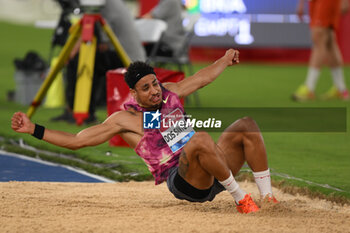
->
[292, 0, 349, 100]
[12, 49, 277, 214]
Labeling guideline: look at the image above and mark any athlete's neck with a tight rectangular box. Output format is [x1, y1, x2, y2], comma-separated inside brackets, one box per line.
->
[138, 103, 162, 111]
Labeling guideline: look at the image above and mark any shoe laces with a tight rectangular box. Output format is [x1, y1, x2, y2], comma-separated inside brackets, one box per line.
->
[237, 194, 259, 212]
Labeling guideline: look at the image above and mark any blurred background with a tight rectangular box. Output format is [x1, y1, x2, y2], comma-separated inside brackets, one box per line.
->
[0, 0, 349, 200]
[2, 0, 349, 61]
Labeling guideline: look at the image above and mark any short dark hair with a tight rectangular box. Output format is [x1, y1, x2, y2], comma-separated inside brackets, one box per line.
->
[124, 61, 156, 89]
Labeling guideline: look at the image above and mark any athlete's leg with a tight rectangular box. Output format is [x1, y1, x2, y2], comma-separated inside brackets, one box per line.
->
[309, 27, 330, 69]
[327, 30, 343, 67]
[178, 127, 260, 212]
[322, 29, 348, 98]
[303, 27, 331, 92]
[179, 131, 230, 189]
[216, 117, 268, 175]
[217, 117, 275, 199]
[179, 131, 257, 210]
[328, 30, 347, 90]
[292, 27, 329, 100]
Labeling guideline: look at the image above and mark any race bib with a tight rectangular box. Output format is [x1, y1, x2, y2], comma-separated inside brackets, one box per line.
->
[159, 108, 195, 153]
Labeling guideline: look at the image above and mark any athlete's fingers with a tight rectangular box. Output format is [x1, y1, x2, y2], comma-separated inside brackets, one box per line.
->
[234, 50, 240, 63]
[11, 113, 19, 124]
[227, 49, 239, 65]
[12, 116, 20, 126]
[17, 112, 29, 125]
[11, 112, 25, 131]
[18, 111, 26, 118]
[12, 112, 23, 121]
[11, 120, 20, 130]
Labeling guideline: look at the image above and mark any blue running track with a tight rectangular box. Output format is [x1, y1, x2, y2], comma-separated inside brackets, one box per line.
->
[0, 150, 114, 183]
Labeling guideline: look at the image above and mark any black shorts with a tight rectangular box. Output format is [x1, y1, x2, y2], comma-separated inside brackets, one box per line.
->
[166, 166, 225, 203]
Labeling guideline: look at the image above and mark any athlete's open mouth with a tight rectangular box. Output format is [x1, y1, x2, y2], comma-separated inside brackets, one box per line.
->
[151, 93, 161, 103]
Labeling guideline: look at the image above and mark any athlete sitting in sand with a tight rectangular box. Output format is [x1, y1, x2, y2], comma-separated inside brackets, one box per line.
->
[11, 49, 277, 214]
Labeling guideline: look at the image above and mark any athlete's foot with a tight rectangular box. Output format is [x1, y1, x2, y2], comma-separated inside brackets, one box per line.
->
[291, 85, 315, 101]
[321, 86, 349, 100]
[236, 194, 260, 214]
[343, 90, 350, 100]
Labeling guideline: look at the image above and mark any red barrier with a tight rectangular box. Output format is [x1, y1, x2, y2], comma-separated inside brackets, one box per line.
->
[338, 12, 350, 63]
[106, 67, 184, 147]
[189, 47, 311, 64]
[138, 0, 158, 16]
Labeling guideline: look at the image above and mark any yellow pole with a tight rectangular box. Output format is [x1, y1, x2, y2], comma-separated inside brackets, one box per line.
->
[73, 36, 97, 125]
[26, 22, 82, 118]
[44, 57, 66, 108]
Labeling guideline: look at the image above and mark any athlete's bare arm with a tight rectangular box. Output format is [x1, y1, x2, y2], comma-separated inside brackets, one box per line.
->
[163, 49, 239, 98]
[11, 111, 143, 150]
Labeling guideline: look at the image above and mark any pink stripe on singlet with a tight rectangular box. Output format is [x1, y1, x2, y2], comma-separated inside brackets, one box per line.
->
[124, 86, 186, 184]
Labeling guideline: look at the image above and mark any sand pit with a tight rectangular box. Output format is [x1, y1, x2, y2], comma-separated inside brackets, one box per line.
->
[1, 180, 349, 233]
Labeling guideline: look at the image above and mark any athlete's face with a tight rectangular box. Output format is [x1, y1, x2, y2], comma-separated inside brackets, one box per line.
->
[131, 74, 162, 110]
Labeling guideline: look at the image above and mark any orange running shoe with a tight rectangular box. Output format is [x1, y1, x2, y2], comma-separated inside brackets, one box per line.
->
[236, 194, 260, 214]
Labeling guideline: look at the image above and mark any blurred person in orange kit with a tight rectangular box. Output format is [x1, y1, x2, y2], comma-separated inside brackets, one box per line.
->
[292, 0, 350, 101]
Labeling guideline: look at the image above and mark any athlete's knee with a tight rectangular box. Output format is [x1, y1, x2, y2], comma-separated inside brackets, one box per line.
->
[311, 28, 329, 46]
[223, 116, 259, 133]
[327, 32, 338, 50]
[189, 132, 215, 152]
[239, 116, 260, 132]
[191, 132, 212, 144]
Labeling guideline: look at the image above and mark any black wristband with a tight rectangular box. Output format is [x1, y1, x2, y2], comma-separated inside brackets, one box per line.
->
[32, 124, 45, 140]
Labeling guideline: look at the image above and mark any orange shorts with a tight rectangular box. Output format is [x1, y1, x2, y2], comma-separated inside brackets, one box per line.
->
[309, 0, 341, 29]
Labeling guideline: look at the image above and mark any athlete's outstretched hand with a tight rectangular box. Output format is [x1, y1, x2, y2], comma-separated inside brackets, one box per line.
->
[225, 49, 240, 66]
[11, 112, 34, 134]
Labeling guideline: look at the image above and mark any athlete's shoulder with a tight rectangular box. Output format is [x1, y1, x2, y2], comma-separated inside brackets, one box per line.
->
[106, 109, 141, 123]
[114, 108, 140, 116]
[162, 82, 180, 96]
[103, 109, 142, 134]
